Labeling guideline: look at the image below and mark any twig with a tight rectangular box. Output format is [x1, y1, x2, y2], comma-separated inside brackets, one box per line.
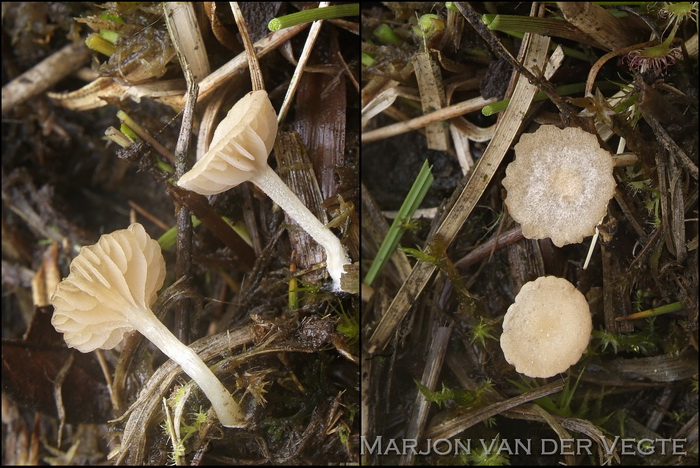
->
[278, 2, 330, 123]
[402, 325, 452, 465]
[368, 31, 553, 353]
[585, 41, 656, 96]
[362, 96, 494, 143]
[454, 2, 580, 124]
[424, 380, 565, 440]
[2, 41, 89, 114]
[336, 50, 359, 93]
[95, 349, 120, 414]
[127, 201, 170, 231]
[170, 31, 200, 343]
[230, 2, 264, 91]
[454, 226, 524, 269]
[182, 24, 309, 105]
[644, 110, 699, 180]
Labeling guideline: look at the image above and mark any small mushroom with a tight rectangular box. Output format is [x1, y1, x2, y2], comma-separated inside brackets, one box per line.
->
[179, 90, 277, 194]
[50, 223, 246, 428]
[500, 276, 592, 378]
[177, 90, 350, 291]
[502, 125, 616, 247]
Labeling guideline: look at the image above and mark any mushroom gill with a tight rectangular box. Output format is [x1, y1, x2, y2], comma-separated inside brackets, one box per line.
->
[50, 223, 246, 427]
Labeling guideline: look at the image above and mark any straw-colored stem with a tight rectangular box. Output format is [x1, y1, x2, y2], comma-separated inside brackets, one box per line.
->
[277, 2, 329, 123]
[230, 2, 264, 91]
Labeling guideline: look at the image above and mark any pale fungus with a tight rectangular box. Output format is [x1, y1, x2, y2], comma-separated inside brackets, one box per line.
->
[177, 3, 351, 291]
[50, 223, 246, 428]
[177, 90, 350, 291]
[502, 125, 616, 247]
[178, 90, 277, 194]
[500, 276, 592, 378]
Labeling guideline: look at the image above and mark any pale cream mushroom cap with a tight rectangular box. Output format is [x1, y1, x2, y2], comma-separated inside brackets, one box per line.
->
[51, 223, 166, 352]
[178, 90, 278, 195]
[176, 89, 350, 292]
[50, 223, 247, 427]
[500, 276, 592, 378]
[503, 125, 616, 247]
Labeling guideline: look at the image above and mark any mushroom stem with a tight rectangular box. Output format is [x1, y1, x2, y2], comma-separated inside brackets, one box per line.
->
[250, 164, 350, 290]
[128, 309, 245, 428]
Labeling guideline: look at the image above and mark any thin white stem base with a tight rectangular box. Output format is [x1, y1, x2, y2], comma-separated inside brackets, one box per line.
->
[130, 310, 246, 428]
[251, 164, 350, 291]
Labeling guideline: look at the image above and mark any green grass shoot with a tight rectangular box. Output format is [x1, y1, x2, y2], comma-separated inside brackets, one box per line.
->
[363, 160, 433, 286]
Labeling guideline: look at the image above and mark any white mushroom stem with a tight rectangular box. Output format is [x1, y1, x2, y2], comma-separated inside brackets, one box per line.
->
[225, 4, 349, 290]
[251, 164, 350, 291]
[176, 90, 351, 291]
[51, 224, 247, 428]
[127, 308, 245, 428]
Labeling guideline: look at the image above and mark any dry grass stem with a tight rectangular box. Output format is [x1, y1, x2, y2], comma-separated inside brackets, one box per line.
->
[557, 2, 643, 51]
[368, 32, 554, 353]
[2, 41, 89, 113]
[362, 95, 495, 143]
[278, 2, 330, 123]
[186, 23, 309, 104]
[424, 380, 565, 441]
[413, 51, 449, 150]
[402, 325, 453, 465]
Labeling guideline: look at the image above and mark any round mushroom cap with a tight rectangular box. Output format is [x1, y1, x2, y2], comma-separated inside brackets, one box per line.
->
[500, 276, 592, 378]
[502, 125, 616, 247]
[177, 90, 278, 195]
[50, 223, 166, 353]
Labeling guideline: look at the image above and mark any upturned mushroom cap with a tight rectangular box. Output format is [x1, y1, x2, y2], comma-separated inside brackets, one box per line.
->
[51, 223, 166, 352]
[503, 125, 616, 247]
[177, 90, 278, 195]
[500, 276, 592, 378]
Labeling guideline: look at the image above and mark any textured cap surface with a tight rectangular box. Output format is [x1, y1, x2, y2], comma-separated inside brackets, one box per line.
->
[503, 125, 616, 247]
[51, 223, 166, 352]
[500, 276, 592, 378]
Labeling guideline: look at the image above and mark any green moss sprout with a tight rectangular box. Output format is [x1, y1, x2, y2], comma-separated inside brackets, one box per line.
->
[415, 379, 494, 409]
[470, 316, 498, 348]
[457, 434, 511, 466]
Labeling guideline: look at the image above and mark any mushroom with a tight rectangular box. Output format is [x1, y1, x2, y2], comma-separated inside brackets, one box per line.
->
[178, 4, 350, 292]
[50, 223, 246, 428]
[502, 125, 616, 247]
[177, 90, 350, 291]
[500, 276, 592, 378]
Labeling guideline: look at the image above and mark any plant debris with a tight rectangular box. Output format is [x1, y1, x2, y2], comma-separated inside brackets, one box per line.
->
[362, 2, 697, 466]
[3, 2, 359, 465]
